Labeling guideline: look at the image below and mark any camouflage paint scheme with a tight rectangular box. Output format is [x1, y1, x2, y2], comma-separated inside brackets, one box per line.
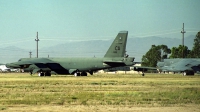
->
[6, 31, 135, 76]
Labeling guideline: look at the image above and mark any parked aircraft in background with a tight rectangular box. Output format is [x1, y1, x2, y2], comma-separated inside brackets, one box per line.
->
[156, 58, 200, 75]
[0, 64, 11, 72]
[133, 58, 200, 76]
[6, 31, 135, 76]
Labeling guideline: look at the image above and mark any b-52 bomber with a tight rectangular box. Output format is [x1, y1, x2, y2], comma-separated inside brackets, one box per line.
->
[6, 31, 135, 76]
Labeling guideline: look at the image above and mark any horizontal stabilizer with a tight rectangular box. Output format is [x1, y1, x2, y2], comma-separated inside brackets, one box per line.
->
[103, 61, 126, 67]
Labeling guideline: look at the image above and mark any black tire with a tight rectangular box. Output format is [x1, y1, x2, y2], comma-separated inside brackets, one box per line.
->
[45, 72, 51, 76]
[77, 73, 81, 76]
[187, 71, 194, 76]
[81, 72, 87, 76]
[184, 71, 195, 76]
[142, 73, 145, 76]
[39, 73, 44, 77]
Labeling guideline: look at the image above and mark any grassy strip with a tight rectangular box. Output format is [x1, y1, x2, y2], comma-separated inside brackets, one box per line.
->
[0, 73, 199, 108]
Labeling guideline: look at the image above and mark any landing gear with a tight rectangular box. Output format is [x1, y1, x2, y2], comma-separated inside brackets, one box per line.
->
[74, 72, 87, 76]
[142, 73, 145, 76]
[183, 71, 194, 76]
[38, 72, 45, 76]
[81, 72, 87, 76]
[45, 72, 51, 76]
[74, 72, 81, 77]
[89, 71, 93, 75]
[38, 71, 51, 77]
[74, 72, 77, 77]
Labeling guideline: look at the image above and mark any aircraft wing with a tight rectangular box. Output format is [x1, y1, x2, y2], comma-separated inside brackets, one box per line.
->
[103, 57, 135, 67]
[7, 58, 54, 68]
[131, 66, 157, 72]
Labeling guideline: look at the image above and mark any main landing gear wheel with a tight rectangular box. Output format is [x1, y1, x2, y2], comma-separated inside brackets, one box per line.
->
[183, 71, 194, 76]
[74, 73, 77, 77]
[45, 72, 51, 76]
[38, 72, 44, 77]
[74, 72, 87, 76]
[38, 72, 51, 77]
[142, 73, 145, 76]
[81, 72, 87, 76]
[74, 72, 81, 77]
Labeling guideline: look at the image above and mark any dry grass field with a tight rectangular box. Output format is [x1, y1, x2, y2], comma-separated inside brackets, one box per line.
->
[0, 72, 199, 112]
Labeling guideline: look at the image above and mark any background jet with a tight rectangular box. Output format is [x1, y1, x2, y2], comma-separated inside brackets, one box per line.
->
[0, 64, 11, 72]
[6, 31, 135, 76]
[132, 58, 200, 76]
[156, 58, 200, 75]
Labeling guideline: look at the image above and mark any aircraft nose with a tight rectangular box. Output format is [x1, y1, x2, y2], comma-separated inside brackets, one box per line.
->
[6, 63, 20, 68]
[157, 62, 164, 67]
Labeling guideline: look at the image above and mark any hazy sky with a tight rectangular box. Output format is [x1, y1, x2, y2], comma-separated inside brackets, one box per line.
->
[0, 0, 200, 49]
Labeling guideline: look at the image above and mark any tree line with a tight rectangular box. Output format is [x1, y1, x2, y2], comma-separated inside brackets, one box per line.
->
[141, 31, 200, 67]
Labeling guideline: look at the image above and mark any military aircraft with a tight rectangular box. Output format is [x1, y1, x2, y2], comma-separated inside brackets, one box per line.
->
[155, 58, 200, 75]
[133, 58, 200, 76]
[0, 64, 11, 72]
[6, 31, 135, 76]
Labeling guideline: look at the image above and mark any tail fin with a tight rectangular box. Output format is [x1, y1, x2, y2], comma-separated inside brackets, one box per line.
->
[104, 31, 128, 58]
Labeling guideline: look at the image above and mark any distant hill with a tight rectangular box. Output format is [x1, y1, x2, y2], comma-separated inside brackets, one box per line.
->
[0, 46, 29, 63]
[0, 35, 195, 63]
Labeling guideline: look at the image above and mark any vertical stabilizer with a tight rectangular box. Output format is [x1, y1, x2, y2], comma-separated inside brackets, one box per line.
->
[104, 31, 128, 57]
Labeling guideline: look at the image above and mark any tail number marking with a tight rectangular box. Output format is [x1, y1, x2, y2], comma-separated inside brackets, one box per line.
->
[113, 46, 120, 53]
[115, 46, 120, 50]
